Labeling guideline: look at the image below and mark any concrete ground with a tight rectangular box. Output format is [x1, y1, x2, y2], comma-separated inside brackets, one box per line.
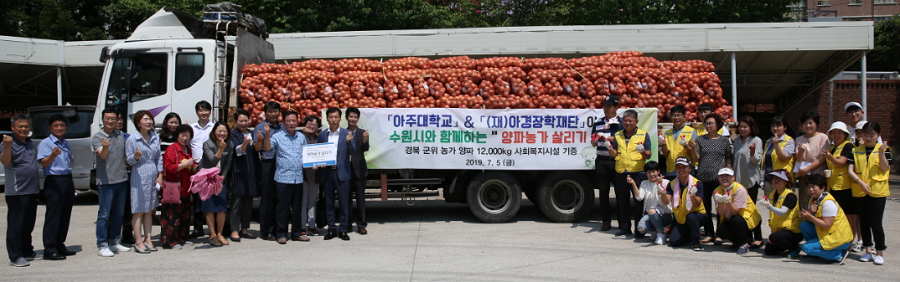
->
[2, 176, 900, 281]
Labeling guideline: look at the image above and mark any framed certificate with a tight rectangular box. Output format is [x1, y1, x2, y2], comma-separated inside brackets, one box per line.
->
[303, 142, 337, 167]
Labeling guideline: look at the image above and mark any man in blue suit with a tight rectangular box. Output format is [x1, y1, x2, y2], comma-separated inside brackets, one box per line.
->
[317, 108, 356, 241]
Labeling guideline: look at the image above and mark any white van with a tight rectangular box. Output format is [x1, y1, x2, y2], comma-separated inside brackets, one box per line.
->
[28, 105, 96, 194]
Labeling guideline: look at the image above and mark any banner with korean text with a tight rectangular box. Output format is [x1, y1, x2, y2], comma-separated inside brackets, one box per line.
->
[357, 108, 658, 170]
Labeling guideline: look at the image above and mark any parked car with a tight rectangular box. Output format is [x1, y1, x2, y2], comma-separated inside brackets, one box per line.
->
[28, 105, 97, 195]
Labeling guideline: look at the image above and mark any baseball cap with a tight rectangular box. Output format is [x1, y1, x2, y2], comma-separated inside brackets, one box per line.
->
[717, 167, 734, 176]
[603, 95, 620, 106]
[828, 121, 850, 135]
[675, 156, 690, 166]
[844, 102, 863, 112]
[856, 121, 868, 130]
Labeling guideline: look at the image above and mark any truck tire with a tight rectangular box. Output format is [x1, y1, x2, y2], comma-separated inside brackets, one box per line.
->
[537, 171, 595, 223]
[466, 171, 521, 223]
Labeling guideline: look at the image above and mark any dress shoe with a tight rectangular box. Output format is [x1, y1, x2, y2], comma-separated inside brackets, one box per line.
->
[189, 230, 205, 239]
[59, 249, 77, 256]
[277, 237, 287, 244]
[300, 229, 307, 236]
[633, 232, 646, 239]
[209, 236, 223, 247]
[263, 234, 277, 241]
[614, 230, 633, 237]
[230, 236, 241, 242]
[291, 236, 310, 242]
[324, 229, 338, 240]
[339, 232, 350, 241]
[358, 227, 368, 235]
[43, 253, 67, 260]
[310, 228, 319, 235]
[239, 231, 256, 239]
[600, 222, 612, 231]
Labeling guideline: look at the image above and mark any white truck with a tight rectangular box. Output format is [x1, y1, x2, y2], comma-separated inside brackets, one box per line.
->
[93, 7, 661, 223]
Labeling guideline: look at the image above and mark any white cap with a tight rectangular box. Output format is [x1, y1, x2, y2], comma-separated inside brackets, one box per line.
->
[828, 121, 850, 135]
[768, 170, 790, 182]
[856, 121, 868, 130]
[717, 167, 734, 176]
[845, 102, 863, 112]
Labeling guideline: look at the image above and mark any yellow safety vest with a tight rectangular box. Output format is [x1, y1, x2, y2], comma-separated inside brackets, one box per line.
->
[851, 144, 891, 198]
[672, 177, 705, 224]
[714, 182, 761, 230]
[766, 189, 800, 233]
[762, 134, 795, 179]
[813, 193, 853, 251]
[827, 140, 852, 192]
[664, 125, 696, 174]
[614, 129, 648, 173]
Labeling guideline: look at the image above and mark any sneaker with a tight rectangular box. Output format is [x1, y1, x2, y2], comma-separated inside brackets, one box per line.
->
[874, 255, 885, 265]
[98, 247, 115, 257]
[655, 234, 666, 245]
[835, 250, 850, 265]
[737, 244, 750, 254]
[9, 258, 29, 267]
[850, 241, 863, 253]
[860, 253, 873, 262]
[112, 244, 130, 253]
[183, 241, 194, 247]
[786, 246, 802, 259]
[692, 242, 704, 251]
[171, 244, 183, 250]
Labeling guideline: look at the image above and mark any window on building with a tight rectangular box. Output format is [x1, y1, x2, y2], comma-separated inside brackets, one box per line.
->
[817, 0, 830, 6]
[849, 0, 862, 4]
[843, 18, 862, 21]
[874, 17, 894, 22]
[874, 0, 896, 4]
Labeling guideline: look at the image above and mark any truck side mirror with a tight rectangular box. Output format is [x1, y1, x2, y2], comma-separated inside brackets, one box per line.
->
[99, 46, 109, 63]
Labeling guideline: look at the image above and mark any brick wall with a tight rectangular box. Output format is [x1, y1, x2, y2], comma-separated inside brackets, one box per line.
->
[808, 0, 900, 20]
[781, 79, 898, 146]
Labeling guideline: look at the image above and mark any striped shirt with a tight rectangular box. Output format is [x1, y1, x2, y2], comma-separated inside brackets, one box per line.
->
[125, 131, 163, 189]
[590, 115, 622, 157]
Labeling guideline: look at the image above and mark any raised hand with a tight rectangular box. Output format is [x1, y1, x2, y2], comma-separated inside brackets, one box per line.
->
[877, 144, 887, 154]
[363, 129, 369, 142]
[264, 123, 271, 136]
[243, 134, 253, 145]
[134, 148, 142, 160]
[52, 146, 62, 156]
[626, 175, 634, 185]
[688, 139, 697, 150]
[749, 142, 756, 155]
[101, 137, 110, 148]
[757, 199, 771, 209]
[256, 130, 265, 142]
[216, 138, 227, 149]
[2, 135, 11, 145]
[656, 183, 666, 194]
[346, 131, 353, 143]
[688, 186, 697, 195]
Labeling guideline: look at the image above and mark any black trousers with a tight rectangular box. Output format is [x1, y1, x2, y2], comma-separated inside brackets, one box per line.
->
[765, 230, 803, 255]
[6, 194, 37, 261]
[350, 174, 367, 229]
[670, 212, 707, 247]
[613, 171, 645, 231]
[258, 160, 278, 237]
[700, 180, 719, 238]
[230, 195, 254, 231]
[716, 215, 750, 246]
[855, 196, 887, 251]
[275, 182, 304, 238]
[191, 194, 205, 233]
[594, 158, 616, 224]
[746, 183, 763, 242]
[43, 175, 74, 255]
[323, 169, 351, 232]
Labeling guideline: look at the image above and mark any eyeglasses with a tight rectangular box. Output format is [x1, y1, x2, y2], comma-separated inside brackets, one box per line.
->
[103, 117, 117, 121]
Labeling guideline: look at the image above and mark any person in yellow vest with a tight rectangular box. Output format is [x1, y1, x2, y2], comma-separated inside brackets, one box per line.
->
[712, 167, 762, 254]
[800, 173, 852, 264]
[761, 116, 795, 197]
[660, 105, 697, 181]
[820, 121, 862, 253]
[608, 109, 653, 237]
[847, 121, 891, 265]
[660, 157, 707, 251]
[758, 170, 803, 258]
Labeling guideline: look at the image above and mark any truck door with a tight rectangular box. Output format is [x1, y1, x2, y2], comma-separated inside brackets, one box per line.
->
[103, 51, 170, 131]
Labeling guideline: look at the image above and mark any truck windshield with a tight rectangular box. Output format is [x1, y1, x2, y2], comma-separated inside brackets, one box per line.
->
[104, 52, 168, 109]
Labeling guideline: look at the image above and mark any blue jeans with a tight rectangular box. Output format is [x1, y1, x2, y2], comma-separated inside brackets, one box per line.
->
[637, 209, 673, 234]
[96, 182, 128, 248]
[801, 221, 850, 260]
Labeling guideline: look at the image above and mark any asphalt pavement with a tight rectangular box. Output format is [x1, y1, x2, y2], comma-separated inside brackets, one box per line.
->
[2, 176, 900, 281]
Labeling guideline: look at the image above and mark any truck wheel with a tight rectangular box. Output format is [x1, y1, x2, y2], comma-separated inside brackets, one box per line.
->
[466, 171, 521, 223]
[537, 171, 594, 223]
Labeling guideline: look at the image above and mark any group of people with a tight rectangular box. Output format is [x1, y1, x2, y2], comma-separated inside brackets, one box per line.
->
[4, 101, 372, 267]
[592, 95, 892, 265]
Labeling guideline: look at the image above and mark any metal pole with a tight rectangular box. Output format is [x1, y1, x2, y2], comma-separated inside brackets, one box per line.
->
[57, 67, 62, 106]
[862, 51, 867, 121]
[731, 52, 737, 121]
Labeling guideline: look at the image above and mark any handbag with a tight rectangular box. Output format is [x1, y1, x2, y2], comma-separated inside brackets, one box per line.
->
[161, 181, 182, 204]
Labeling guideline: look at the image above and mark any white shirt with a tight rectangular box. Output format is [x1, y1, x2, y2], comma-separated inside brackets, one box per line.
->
[821, 199, 838, 218]
[190, 121, 214, 161]
[635, 179, 672, 214]
[327, 128, 341, 144]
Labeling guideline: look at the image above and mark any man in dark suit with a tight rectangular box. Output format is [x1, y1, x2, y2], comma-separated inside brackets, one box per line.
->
[317, 108, 356, 241]
[345, 107, 370, 235]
